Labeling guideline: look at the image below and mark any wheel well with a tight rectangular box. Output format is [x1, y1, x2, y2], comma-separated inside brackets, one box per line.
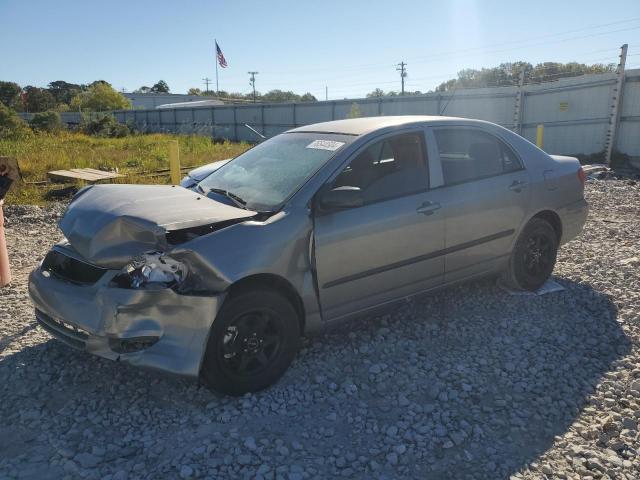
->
[226, 274, 306, 333]
[532, 210, 562, 242]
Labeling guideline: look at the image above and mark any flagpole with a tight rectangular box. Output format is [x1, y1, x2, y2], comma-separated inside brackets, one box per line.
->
[215, 38, 219, 94]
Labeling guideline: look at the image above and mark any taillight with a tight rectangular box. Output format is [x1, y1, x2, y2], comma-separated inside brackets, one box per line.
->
[577, 167, 586, 185]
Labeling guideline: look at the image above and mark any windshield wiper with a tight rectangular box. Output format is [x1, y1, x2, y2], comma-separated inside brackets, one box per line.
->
[208, 188, 248, 209]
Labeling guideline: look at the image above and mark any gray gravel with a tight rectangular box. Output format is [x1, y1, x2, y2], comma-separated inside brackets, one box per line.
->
[1, 180, 639, 479]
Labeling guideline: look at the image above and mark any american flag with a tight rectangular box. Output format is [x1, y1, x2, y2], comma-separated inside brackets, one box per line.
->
[216, 41, 228, 68]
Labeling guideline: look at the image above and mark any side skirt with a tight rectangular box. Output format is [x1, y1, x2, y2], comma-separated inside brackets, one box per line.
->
[318, 261, 506, 331]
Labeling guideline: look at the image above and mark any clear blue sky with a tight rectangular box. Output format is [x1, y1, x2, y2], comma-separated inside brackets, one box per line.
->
[1, 0, 639, 99]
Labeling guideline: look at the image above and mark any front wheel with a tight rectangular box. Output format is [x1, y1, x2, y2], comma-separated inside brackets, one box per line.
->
[200, 289, 301, 396]
[502, 218, 559, 291]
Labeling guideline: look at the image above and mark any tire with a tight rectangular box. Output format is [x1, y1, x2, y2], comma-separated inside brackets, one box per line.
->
[502, 218, 559, 291]
[200, 288, 301, 396]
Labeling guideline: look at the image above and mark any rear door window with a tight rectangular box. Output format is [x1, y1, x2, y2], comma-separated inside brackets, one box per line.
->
[434, 128, 522, 186]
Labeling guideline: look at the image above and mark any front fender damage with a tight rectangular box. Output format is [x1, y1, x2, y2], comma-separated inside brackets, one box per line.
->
[29, 263, 226, 376]
[106, 288, 225, 376]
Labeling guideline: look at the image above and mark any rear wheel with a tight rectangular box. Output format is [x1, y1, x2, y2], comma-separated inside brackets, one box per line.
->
[503, 218, 559, 291]
[200, 289, 300, 396]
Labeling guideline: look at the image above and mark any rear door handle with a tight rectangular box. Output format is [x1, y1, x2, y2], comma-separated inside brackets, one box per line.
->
[509, 180, 527, 192]
[416, 201, 441, 215]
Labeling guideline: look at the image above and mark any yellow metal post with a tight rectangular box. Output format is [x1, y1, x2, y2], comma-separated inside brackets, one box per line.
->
[169, 141, 181, 185]
[536, 124, 544, 149]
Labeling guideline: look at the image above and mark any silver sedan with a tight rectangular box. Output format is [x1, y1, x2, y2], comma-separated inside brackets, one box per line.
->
[29, 116, 588, 395]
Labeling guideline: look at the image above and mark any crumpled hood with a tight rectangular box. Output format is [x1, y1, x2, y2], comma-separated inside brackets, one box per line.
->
[59, 184, 256, 267]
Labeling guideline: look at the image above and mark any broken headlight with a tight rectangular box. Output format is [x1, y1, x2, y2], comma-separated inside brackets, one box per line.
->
[111, 252, 187, 289]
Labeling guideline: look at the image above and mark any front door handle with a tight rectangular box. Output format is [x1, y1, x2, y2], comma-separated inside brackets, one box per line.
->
[509, 180, 527, 192]
[416, 201, 441, 215]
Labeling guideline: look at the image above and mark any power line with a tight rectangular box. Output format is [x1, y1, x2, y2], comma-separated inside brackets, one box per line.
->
[223, 41, 627, 100]
[220, 47, 626, 97]
[405, 18, 640, 65]
[325, 50, 622, 94]
[210, 40, 628, 95]
[215, 18, 640, 84]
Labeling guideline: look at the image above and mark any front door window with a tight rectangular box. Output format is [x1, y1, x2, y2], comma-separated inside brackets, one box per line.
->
[333, 132, 429, 204]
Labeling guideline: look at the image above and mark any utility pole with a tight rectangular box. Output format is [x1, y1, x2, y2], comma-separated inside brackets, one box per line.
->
[248, 71, 259, 103]
[513, 68, 526, 134]
[325, 86, 328, 101]
[396, 62, 407, 95]
[202, 77, 212, 93]
[605, 43, 628, 165]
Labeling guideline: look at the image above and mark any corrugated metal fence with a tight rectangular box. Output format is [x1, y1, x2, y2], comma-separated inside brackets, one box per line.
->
[40, 69, 640, 157]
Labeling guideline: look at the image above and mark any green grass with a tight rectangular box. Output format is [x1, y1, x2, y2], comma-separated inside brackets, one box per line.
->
[0, 131, 251, 204]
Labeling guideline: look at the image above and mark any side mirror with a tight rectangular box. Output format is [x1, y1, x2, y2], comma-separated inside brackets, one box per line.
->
[317, 186, 363, 211]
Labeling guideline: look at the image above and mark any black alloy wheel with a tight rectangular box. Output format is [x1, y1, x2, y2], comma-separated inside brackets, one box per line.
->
[201, 289, 300, 396]
[218, 309, 283, 378]
[503, 218, 559, 291]
[522, 232, 554, 278]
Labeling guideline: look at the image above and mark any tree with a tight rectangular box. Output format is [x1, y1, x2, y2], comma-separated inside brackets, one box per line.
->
[23, 86, 56, 112]
[29, 111, 62, 132]
[89, 80, 112, 88]
[262, 89, 300, 103]
[0, 102, 32, 139]
[435, 61, 614, 91]
[82, 114, 129, 137]
[366, 88, 422, 98]
[0, 81, 23, 110]
[367, 88, 386, 98]
[300, 93, 317, 102]
[187, 88, 202, 95]
[54, 103, 71, 112]
[435, 79, 456, 92]
[47, 80, 83, 105]
[70, 83, 131, 111]
[151, 80, 170, 93]
[133, 86, 152, 94]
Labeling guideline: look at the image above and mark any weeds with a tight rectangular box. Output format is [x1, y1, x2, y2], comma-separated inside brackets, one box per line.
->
[0, 131, 250, 204]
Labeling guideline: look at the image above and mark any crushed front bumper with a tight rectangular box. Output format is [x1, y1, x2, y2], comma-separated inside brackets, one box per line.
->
[28, 250, 225, 377]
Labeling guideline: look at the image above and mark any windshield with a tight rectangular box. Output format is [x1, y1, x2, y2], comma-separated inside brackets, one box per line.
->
[198, 132, 354, 211]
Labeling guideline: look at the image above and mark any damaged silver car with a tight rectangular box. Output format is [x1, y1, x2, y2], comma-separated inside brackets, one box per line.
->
[29, 116, 588, 395]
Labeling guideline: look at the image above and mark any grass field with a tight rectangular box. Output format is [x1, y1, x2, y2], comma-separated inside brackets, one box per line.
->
[1, 132, 251, 204]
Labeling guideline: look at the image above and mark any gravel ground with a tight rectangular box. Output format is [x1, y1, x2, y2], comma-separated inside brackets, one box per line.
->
[1, 180, 639, 480]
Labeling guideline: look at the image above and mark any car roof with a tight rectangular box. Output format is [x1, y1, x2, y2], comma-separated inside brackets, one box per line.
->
[287, 115, 486, 136]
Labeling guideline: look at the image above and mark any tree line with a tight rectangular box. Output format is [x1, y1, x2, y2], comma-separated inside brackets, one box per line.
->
[366, 61, 616, 97]
[0, 79, 133, 113]
[434, 61, 615, 91]
[186, 88, 318, 103]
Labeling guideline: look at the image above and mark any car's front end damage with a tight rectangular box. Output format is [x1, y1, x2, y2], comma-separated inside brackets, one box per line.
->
[29, 249, 225, 375]
[28, 183, 264, 376]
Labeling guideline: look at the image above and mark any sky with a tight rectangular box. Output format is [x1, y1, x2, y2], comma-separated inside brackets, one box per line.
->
[1, 0, 639, 100]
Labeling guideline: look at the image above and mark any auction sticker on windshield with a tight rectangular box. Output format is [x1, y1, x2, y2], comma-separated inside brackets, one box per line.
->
[306, 140, 345, 151]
